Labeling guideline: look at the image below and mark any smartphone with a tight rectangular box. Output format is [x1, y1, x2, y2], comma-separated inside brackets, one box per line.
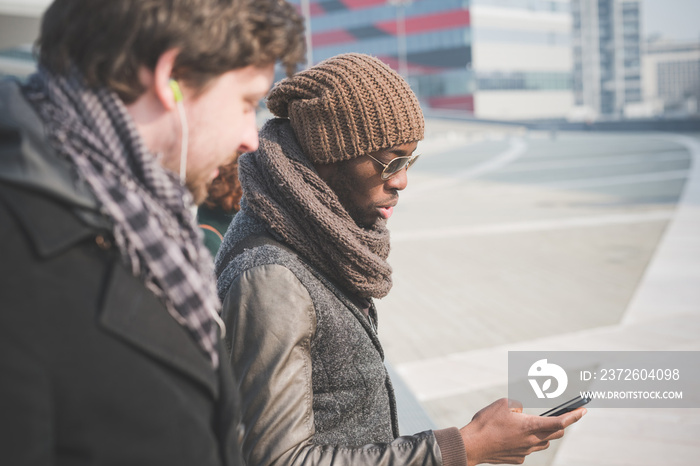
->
[540, 395, 591, 417]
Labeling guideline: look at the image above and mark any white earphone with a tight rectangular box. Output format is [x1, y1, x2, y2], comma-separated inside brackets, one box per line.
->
[169, 79, 189, 183]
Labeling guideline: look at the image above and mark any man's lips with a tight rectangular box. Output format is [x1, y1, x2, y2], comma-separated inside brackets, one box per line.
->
[379, 206, 393, 219]
[377, 202, 397, 220]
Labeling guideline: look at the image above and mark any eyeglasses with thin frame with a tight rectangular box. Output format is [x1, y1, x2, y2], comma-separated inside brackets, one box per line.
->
[366, 152, 420, 180]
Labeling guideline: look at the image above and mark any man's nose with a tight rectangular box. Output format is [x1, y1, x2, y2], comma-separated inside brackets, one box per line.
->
[385, 167, 408, 191]
[238, 119, 260, 153]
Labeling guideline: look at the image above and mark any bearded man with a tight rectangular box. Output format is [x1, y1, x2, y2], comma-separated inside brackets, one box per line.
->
[0, 0, 304, 464]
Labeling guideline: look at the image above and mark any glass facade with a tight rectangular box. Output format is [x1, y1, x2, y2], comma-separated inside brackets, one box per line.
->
[289, 0, 475, 111]
[476, 71, 572, 91]
[0, 45, 35, 80]
[471, 0, 570, 12]
[620, 1, 641, 103]
[658, 60, 700, 109]
[0, 47, 33, 62]
[291, 0, 574, 116]
[571, 0, 642, 116]
[645, 41, 700, 115]
[472, 28, 570, 47]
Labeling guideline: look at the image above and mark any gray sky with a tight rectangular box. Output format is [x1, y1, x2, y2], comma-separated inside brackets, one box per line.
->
[644, 0, 700, 42]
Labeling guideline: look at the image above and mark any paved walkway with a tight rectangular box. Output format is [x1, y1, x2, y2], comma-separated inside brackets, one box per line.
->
[549, 135, 700, 466]
[388, 128, 700, 465]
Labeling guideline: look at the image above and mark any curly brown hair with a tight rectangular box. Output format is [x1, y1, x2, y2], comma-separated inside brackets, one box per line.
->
[203, 156, 243, 214]
[38, 0, 306, 103]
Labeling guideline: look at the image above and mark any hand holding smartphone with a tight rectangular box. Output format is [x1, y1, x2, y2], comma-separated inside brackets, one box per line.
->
[540, 395, 591, 417]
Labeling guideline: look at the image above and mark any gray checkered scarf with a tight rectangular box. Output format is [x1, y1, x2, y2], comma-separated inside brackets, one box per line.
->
[22, 67, 221, 368]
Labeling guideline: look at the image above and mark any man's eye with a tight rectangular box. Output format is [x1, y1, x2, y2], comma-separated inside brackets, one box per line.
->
[244, 100, 260, 113]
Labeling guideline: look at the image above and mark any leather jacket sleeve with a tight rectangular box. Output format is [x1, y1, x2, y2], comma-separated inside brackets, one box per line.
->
[221, 264, 451, 466]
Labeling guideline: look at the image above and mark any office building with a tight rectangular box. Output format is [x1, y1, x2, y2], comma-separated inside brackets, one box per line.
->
[643, 39, 700, 116]
[292, 0, 574, 120]
[292, 0, 473, 111]
[0, 44, 34, 80]
[571, 0, 643, 119]
[0, 1, 44, 78]
[470, 0, 574, 120]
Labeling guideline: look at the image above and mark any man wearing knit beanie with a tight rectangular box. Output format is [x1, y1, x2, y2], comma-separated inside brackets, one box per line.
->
[216, 53, 585, 466]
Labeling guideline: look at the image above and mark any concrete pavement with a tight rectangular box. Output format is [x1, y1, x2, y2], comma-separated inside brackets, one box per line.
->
[547, 134, 700, 466]
[380, 121, 700, 465]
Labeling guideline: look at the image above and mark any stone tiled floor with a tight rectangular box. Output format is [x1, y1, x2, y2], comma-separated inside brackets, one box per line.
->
[381, 124, 700, 465]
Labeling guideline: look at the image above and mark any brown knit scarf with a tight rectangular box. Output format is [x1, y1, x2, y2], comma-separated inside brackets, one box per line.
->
[238, 118, 392, 299]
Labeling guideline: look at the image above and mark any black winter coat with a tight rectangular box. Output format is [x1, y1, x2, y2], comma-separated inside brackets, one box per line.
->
[0, 80, 244, 466]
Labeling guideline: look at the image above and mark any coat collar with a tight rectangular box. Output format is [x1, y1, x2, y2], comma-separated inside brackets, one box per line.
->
[0, 183, 100, 258]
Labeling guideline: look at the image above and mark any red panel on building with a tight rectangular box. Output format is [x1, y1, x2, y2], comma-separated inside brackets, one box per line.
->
[377, 56, 446, 75]
[312, 29, 357, 46]
[376, 9, 470, 35]
[342, 0, 390, 10]
[293, 2, 326, 17]
[310, 2, 325, 16]
[427, 94, 475, 112]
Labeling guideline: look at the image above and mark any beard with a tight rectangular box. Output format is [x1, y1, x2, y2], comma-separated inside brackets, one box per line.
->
[187, 177, 211, 205]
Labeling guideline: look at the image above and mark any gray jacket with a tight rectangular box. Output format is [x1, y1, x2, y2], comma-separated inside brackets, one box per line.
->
[217, 208, 465, 466]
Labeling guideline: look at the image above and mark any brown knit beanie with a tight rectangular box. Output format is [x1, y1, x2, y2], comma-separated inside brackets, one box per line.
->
[266, 53, 424, 165]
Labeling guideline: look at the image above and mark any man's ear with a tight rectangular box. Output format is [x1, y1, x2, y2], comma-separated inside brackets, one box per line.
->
[153, 48, 181, 111]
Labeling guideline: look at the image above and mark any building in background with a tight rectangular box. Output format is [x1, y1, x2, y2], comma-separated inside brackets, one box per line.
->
[8, 0, 695, 122]
[291, 0, 574, 120]
[470, 0, 573, 120]
[0, 1, 42, 50]
[571, 0, 643, 119]
[0, 1, 44, 79]
[0, 44, 34, 80]
[290, 0, 474, 112]
[642, 38, 700, 117]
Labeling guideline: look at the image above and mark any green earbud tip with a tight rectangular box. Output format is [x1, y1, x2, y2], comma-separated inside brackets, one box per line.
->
[169, 80, 183, 103]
